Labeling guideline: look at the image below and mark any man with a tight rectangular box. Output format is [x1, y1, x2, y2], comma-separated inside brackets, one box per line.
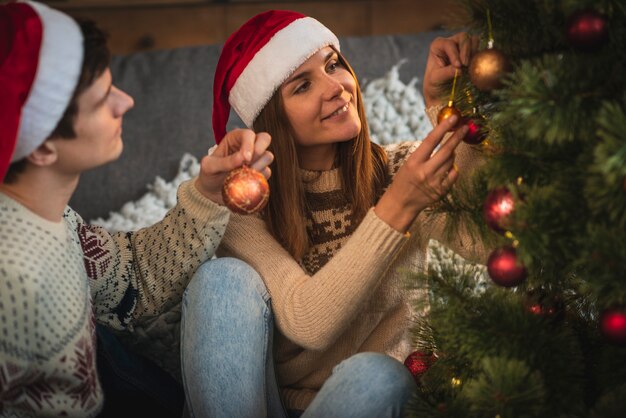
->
[0, 1, 273, 416]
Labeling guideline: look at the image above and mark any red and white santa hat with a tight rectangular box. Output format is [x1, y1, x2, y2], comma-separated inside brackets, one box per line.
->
[212, 10, 340, 143]
[0, 1, 83, 181]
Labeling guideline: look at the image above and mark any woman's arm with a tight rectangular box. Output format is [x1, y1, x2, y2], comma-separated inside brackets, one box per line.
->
[218, 208, 409, 351]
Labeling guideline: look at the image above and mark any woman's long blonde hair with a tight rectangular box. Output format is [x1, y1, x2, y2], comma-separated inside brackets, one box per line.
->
[253, 47, 389, 260]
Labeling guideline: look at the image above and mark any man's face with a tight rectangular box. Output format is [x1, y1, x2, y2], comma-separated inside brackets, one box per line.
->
[50, 68, 134, 174]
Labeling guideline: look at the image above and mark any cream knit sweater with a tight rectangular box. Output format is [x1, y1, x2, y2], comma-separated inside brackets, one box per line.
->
[0, 180, 229, 418]
[217, 136, 483, 410]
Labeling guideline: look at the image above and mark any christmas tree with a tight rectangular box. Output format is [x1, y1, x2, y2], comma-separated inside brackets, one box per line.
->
[405, 0, 626, 416]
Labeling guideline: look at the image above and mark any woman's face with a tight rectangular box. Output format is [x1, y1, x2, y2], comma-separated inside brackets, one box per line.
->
[280, 46, 361, 170]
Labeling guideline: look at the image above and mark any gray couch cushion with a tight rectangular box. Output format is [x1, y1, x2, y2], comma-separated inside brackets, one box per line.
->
[70, 32, 446, 221]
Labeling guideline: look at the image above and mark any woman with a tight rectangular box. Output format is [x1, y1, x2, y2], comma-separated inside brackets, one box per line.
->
[182, 10, 481, 418]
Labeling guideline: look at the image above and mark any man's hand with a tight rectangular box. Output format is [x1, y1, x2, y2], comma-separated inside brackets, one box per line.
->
[195, 129, 274, 204]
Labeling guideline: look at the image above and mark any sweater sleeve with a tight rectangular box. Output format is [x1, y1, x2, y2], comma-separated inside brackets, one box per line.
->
[217, 208, 409, 351]
[72, 180, 230, 330]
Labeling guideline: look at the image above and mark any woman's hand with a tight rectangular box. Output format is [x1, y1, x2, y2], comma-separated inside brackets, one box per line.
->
[423, 32, 479, 108]
[374, 115, 468, 232]
[195, 128, 274, 204]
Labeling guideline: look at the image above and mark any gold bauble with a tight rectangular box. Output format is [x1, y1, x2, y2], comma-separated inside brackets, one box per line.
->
[437, 105, 462, 130]
[468, 48, 511, 91]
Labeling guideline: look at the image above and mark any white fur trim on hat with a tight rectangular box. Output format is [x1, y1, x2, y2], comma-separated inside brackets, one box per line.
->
[12, 1, 83, 162]
[229, 16, 339, 128]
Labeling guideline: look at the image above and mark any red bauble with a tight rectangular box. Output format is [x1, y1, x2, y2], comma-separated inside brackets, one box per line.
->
[483, 188, 515, 233]
[524, 289, 564, 320]
[437, 105, 462, 130]
[404, 351, 436, 381]
[222, 165, 270, 215]
[566, 9, 609, 52]
[463, 118, 487, 145]
[487, 246, 527, 287]
[600, 308, 626, 346]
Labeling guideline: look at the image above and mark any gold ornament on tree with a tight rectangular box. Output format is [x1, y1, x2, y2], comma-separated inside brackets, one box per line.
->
[469, 10, 511, 92]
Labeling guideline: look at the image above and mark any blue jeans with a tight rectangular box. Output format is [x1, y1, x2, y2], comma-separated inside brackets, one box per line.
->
[298, 353, 416, 418]
[181, 258, 286, 418]
[180, 257, 416, 418]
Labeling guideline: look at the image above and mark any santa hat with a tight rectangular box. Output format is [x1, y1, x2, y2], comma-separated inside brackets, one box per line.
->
[0, 1, 83, 181]
[212, 10, 340, 143]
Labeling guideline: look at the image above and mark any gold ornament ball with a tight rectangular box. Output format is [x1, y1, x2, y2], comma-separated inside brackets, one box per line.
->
[469, 48, 511, 91]
[437, 105, 463, 130]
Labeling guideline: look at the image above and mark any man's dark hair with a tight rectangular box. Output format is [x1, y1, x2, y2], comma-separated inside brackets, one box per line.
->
[4, 19, 110, 183]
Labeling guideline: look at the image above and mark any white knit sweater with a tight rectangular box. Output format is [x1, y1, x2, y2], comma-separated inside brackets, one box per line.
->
[0, 180, 229, 417]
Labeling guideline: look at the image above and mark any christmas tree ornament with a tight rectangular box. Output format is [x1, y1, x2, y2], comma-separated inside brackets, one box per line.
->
[483, 187, 515, 233]
[600, 308, 626, 346]
[437, 105, 462, 128]
[469, 10, 511, 91]
[403, 351, 436, 381]
[464, 118, 488, 145]
[469, 48, 511, 91]
[487, 246, 527, 287]
[222, 165, 270, 214]
[566, 9, 609, 52]
[437, 69, 462, 130]
[524, 289, 564, 320]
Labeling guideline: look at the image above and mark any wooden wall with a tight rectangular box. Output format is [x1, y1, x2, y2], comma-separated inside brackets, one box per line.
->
[40, 0, 464, 55]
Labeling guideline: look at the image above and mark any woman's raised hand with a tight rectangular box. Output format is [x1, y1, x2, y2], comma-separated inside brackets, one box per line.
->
[423, 32, 479, 108]
[374, 116, 468, 232]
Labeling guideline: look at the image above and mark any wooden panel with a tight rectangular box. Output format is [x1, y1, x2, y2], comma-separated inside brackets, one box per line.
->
[372, 0, 461, 34]
[46, 0, 210, 9]
[225, 1, 371, 39]
[68, 4, 226, 54]
[44, 0, 460, 55]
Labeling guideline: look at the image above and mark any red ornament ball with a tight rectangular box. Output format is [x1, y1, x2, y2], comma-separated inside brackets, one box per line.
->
[222, 165, 270, 215]
[487, 246, 527, 287]
[566, 9, 609, 52]
[437, 105, 463, 130]
[463, 118, 487, 145]
[404, 351, 436, 381]
[600, 308, 626, 346]
[468, 48, 511, 91]
[483, 188, 515, 233]
[524, 289, 564, 320]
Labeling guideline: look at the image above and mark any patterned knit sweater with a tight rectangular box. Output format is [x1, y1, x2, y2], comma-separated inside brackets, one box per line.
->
[0, 180, 229, 418]
[217, 140, 484, 411]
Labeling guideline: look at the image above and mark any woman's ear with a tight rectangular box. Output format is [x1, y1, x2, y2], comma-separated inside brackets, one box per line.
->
[26, 140, 58, 167]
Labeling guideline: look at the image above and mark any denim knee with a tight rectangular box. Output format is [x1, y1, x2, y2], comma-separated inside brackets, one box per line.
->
[184, 257, 269, 305]
[337, 352, 416, 400]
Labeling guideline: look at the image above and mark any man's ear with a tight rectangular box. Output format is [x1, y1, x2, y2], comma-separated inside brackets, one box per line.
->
[26, 141, 58, 167]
